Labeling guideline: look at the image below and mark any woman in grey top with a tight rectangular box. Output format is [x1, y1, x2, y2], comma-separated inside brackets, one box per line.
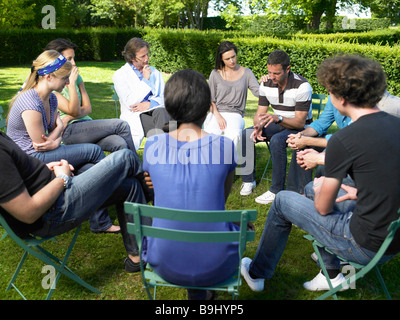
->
[204, 41, 260, 147]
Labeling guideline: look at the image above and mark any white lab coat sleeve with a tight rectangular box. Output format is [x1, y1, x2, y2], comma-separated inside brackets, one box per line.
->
[112, 63, 152, 112]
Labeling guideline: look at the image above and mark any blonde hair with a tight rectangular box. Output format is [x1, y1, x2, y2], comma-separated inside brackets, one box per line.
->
[9, 50, 72, 109]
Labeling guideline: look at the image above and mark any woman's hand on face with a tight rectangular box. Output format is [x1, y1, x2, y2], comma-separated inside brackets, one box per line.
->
[68, 66, 79, 85]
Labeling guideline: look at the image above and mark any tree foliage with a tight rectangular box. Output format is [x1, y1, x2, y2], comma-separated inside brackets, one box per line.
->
[0, 0, 232, 30]
[246, 0, 385, 30]
[0, 0, 396, 30]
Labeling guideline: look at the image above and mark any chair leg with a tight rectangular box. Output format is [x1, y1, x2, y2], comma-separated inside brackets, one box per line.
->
[7, 226, 100, 299]
[153, 285, 157, 300]
[42, 225, 101, 297]
[313, 244, 339, 300]
[260, 144, 272, 183]
[374, 266, 392, 300]
[6, 251, 29, 299]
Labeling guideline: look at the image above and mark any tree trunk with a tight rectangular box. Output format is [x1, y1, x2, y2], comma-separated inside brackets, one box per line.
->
[325, 0, 338, 30]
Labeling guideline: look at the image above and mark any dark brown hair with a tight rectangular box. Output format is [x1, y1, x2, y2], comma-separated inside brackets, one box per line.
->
[317, 54, 387, 108]
[164, 69, 211, 128]
[45, 38, 77, 53]
[215, 41, 238, 70]
[267, 50, 290, 70]
[122, 38, 149, 64]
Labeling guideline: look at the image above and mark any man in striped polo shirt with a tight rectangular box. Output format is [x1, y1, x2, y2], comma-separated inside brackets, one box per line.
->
[239, 50, 313, 204]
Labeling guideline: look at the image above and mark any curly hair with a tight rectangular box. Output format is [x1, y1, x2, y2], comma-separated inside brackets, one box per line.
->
[317, 54, 387, 108]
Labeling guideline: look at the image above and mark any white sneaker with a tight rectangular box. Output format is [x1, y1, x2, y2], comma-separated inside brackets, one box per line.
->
[240, 258, 264, 292]
[240, 181, 256, 196]
[303, 270, 349, 292]
[255, 190, 276, 204]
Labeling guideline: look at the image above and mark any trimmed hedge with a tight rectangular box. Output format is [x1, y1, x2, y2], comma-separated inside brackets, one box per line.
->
[292, 28, 400, 46]
[0, 28, 144, 66]
[143, 31, 400, 96]
[1, 28, 399, 95]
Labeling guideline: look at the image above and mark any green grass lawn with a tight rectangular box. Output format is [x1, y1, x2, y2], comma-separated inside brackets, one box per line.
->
[0, 62, 399, 301]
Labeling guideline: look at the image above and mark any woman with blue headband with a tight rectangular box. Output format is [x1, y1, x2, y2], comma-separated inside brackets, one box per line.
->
[7, 50, 120, 234]
[44, 39, 138, 155]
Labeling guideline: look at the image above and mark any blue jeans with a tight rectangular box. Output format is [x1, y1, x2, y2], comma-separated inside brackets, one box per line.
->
[32, 149, 151, 256]
[304, 177, 356, 213]
[249, 191, 392, 279]
[62, 119, 137, 153]
[32, 143, 115, 232]
[240, 124, 304, 193]
[31, 143, 105, 174]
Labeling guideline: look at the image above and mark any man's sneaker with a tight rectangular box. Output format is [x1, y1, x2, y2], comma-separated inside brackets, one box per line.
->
[240, 257, 264, 292]
[255, 190, 276, 204]
[240, 181, 256, 196]
[303, 270, 349, 292]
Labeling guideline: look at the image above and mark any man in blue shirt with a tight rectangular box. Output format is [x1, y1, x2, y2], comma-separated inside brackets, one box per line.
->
[288, 91, 400, 170]
[287, 95, 351, 151]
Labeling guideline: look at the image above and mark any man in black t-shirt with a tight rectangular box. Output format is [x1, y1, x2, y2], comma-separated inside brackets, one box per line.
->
[0, 132, 149, 273]
[240, 54, 400, 293]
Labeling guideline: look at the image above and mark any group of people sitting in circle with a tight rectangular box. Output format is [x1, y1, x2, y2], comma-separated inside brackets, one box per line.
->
[0, 36, 399, 300]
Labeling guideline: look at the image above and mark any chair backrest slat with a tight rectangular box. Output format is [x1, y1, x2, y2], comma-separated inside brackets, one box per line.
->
[0, 105, 7, 132]
[125, 202, 257, 251]
[125, 202, 257, 223]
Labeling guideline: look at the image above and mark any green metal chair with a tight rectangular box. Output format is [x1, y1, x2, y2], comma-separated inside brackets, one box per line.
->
[124, 202, 257, 300]
[0, 106, 7, 241]
[304, 208, 400, 300]
[260, 142, 272, 184]
[111, 85, 120, 118]
[0, 214, 101, 300]
[0, 105, 6, 132]
[311, 93, 326, 119]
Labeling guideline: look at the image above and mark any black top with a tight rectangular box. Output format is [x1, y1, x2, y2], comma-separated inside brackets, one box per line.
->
[0, 132, 54, 237]
[325, 112, 400, 254]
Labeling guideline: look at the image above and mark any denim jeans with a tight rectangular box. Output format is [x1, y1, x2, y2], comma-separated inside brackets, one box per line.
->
[304, 177, 356, 213]
[32, 149, 151, 256]
[31, 143, 105, 174]
[32, 143, 115, 232]
[249, 191, 392, 279]
[62, 119, 137, 153]
[240, 124, 303, 194]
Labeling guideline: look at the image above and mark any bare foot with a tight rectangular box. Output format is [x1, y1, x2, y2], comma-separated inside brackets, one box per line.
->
[106, 225, 121, 233]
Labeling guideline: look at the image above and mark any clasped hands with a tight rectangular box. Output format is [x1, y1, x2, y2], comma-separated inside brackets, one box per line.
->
[46, 159, 74, 178]
[287, 132, 308, 150]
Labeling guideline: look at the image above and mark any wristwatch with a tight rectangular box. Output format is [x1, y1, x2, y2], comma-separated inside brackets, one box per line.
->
[276, 115, 283, 124]
[56, 174, 70, 189]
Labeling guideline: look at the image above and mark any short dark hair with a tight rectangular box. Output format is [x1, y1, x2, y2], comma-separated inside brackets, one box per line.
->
[122, 38, 149, 63]
[164, 69, 211, 128]
[215, 41, 238, 70]
[45, 38, 77, 53]
[267, 50, 290, 70]
[317, 54, 387, 108]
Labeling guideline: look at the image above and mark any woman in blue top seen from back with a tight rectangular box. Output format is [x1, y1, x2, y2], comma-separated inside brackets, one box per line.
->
[143, 69, 245, 300]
